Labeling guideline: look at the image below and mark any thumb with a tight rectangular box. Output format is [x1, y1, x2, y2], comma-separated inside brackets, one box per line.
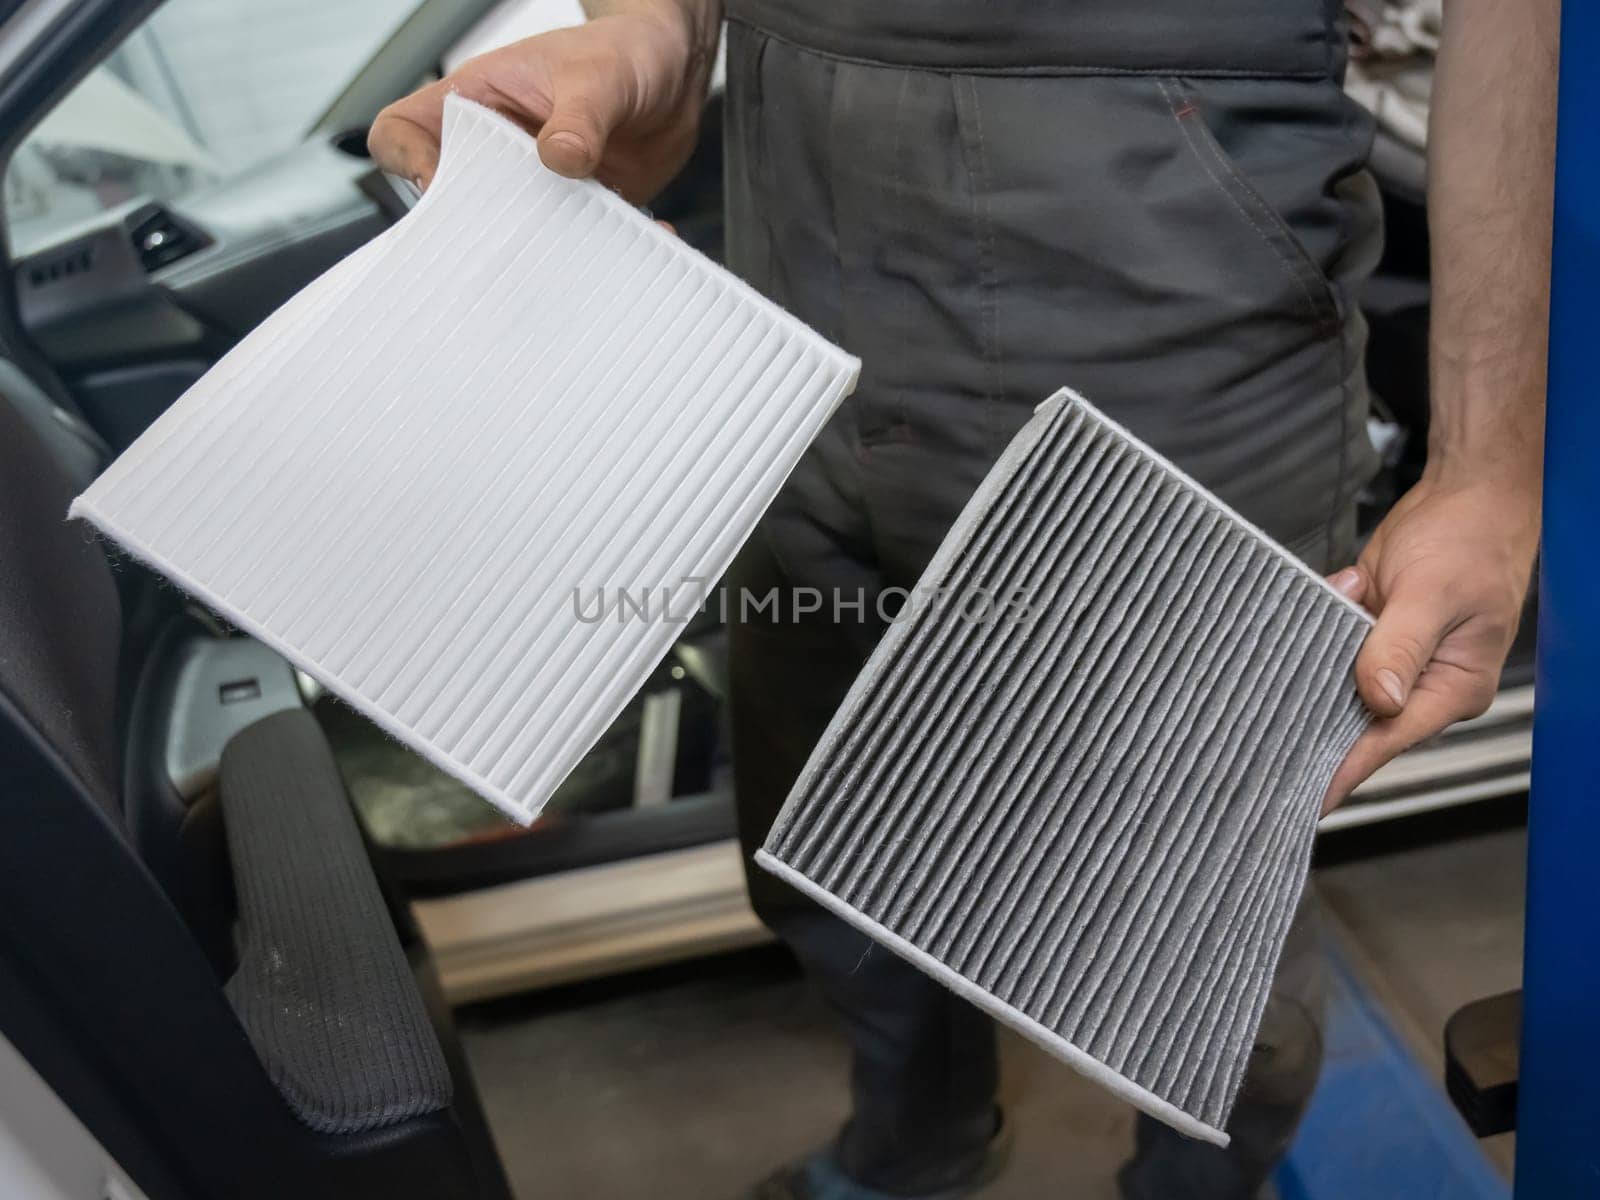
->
[537, 64, 631, 178]
[1353, 587, 1450, 718]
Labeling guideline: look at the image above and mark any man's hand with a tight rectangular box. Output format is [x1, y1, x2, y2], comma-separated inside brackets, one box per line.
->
[1322, 473, 1539, 812]
[368, 1, 719, 203]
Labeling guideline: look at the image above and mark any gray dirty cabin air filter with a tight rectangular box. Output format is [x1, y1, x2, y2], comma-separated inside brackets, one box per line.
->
[757, 390, 1372, 1146]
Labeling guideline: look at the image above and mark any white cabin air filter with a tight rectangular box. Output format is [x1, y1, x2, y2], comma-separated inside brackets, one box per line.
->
[70, 95, 859, 824]
[757, 391, 1371, 1146]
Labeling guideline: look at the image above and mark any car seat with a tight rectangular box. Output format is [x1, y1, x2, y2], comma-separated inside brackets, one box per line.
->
[0, 359, 511, 1199]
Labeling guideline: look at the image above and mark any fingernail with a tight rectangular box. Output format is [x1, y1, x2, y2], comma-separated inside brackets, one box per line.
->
[1329, 568, 1361, 598]
[545, 130, 589, 161]
[1376, 668, 1406, 708]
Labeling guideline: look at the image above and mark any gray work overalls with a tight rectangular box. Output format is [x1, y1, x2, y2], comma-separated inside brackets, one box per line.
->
[721, 1, 1380, 1193]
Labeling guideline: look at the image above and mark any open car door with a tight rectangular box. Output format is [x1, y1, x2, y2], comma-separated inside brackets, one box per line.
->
[0, 0, 757, 1010]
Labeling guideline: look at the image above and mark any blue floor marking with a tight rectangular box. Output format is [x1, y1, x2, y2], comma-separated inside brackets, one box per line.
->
[1275, 941, 1509, 1200]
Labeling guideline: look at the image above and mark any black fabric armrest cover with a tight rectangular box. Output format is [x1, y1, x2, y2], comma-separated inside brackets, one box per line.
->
[219, 708, 451, 1133]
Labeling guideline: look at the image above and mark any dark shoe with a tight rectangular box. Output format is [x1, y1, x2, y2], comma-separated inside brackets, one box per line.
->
[745, 1116, 1011, 1200]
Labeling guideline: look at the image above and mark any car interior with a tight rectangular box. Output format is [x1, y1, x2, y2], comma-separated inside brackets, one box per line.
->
[0, 1, 1537, 1197]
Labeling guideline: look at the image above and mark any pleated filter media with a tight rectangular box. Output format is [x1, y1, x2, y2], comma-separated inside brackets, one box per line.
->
[758, 391, 1372, 1145]
[70, 95, 859, 824]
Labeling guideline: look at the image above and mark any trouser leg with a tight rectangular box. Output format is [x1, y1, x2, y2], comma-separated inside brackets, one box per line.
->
[773, 908, 1001, 1194]
[729, 527, 999, 1195]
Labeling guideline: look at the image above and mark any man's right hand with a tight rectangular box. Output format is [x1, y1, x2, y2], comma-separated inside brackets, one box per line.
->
[369, 1, 717, 203]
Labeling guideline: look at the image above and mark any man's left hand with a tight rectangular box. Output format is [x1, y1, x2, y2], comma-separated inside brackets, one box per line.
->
[1320, 474, 1540, 813]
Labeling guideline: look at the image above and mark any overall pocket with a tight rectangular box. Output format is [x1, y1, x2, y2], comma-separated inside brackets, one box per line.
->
[1155, 76, 1344, 336]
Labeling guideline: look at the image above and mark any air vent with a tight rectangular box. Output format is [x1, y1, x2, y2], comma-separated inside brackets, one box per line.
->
[127, 207, 203, 272]
[26, 243, 94, 288]
[332, 127, 372, 159]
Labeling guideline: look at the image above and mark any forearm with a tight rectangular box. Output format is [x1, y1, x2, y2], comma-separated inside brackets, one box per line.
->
[1425, 0, 1558, 500]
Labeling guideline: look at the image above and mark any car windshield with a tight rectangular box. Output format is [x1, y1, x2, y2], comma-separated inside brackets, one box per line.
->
[4, 0, 423, 251]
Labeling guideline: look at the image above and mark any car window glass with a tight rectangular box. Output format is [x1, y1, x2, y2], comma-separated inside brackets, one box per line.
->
[443, 0, 585, 75]
[5, 0, 422, 253]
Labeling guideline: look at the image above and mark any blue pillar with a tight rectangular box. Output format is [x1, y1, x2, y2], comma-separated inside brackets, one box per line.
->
[1516, 2, 1600, 1193]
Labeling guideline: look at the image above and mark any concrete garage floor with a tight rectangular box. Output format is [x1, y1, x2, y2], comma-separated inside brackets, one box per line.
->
[458, 947, 1135, 1198]
[457, 817, 1526, 1199]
